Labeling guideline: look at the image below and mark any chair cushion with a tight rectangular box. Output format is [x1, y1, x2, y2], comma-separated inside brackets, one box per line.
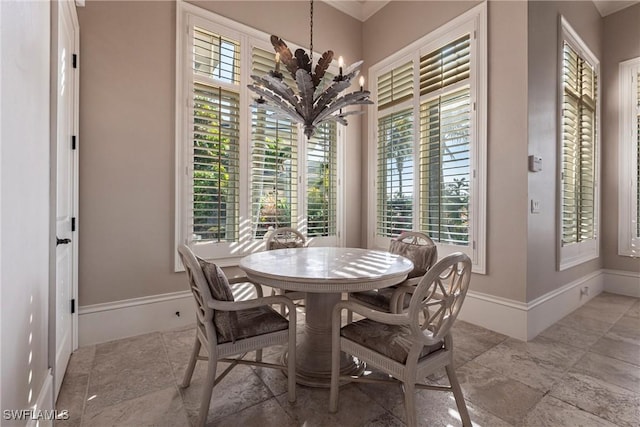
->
[197, 258, 239, 343]
[341, 318, 444, 363]
[389, 239, 437, 279]
[350, 287, 410, 312]
[217, 305, 289, 344]
[267, 240, 304, 250]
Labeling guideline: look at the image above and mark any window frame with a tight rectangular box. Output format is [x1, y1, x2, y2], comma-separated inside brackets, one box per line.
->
[618, 57, 640, 257]
[367, 2, 487, 273]
[175, 2, 345, 270]
[556, 16, 601, 271]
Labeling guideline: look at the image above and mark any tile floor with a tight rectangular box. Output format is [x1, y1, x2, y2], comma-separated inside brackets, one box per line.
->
[57, 292, 640, 426]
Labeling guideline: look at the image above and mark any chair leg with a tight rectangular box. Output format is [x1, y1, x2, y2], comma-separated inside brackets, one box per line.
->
[287, 327, 296, 402]
[446, 365, 471, 427]
[196, 353, 218, 427]
[329, 336, 341, 412]
[402, 381, 417, 427]
[181, 336, 201, 388]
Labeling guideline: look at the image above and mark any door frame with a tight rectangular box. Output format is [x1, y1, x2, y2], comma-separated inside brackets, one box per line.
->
[49, 0, 80, 401]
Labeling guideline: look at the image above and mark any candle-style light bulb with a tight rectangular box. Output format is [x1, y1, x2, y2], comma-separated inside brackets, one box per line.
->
[359, 76, 365, 91]
[274, 52, 281, 73]
[338, 56, 344, 77]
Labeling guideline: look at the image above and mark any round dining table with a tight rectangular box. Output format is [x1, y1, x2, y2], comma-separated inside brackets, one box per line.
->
[239, 247, 413, 387]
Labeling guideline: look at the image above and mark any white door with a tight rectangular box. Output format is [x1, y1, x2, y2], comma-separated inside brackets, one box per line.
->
[55, 0, 79, 399]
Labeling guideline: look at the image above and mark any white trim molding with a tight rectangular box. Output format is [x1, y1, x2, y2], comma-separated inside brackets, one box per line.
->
[78, 291, 196, 346]
[618, 57, 640, 257]
[77, 269, 637, 346]
[26, 369, 54, 427]
[460, 270, 605, 340]
[603, 269, 640, 297]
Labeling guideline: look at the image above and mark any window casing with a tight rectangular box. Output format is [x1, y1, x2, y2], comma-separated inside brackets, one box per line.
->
[369, 4, 487, 273]
[558, 17, 600, 270]
[618, 57, 640, 257]
[176, 4, 343, 268]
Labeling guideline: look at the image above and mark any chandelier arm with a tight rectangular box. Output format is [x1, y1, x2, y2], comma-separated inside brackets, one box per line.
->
[312, 92, 372, 125]
[312, 79, 353, 116]
[247, 85, 304, 121]
[295, 69, 315, 120]
[344, 60, 364, 76]
[251, 74, 298, 107]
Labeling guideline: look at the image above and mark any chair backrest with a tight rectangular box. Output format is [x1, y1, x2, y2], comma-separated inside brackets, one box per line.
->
[389, 231, 437, 279]
[265, 227, 307, 250]
[408, 252, 471, 346]
[178, 244, 214, 327]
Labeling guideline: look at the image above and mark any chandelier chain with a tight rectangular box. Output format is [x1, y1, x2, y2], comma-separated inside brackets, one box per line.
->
[309, 0, 313, 63]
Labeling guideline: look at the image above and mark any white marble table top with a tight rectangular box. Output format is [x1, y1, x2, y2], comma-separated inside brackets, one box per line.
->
[239, 247, 414, 293]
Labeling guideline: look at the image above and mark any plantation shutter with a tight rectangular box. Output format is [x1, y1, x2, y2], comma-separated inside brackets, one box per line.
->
[307, 122, 337, 237]
[190, 27, 240, 242]
[376, 61, 414, 238]
[418, 34, 471, 245]
[250, 47, 298, 237]
[377, 61, 413, 111]
[636, 70, 640, 238]
[561, 42, 597, 245]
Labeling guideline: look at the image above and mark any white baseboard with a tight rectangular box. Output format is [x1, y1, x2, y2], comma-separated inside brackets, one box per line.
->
[603, 269, 640, 297]
[458, 291, 529, 340]
[27, 369, 54, 427]
[525, 270, 603, 340]
[78, 291, 196, 346]
[77, 270, 637, 346]
[459, 270, 604, 341]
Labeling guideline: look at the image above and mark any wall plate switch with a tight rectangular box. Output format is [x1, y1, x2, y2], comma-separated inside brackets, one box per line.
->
[528, 155, 542, 172]
[531, 199, 541, 214]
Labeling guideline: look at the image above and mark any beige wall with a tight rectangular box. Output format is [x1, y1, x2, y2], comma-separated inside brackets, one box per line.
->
[77, 0, 634, 309]
[1, 0, 52, 414]
[527, 1, 604, 301]
[601, 4, 640, 272]
[362, 1, 530, 301]
[77, 1, 363, 306]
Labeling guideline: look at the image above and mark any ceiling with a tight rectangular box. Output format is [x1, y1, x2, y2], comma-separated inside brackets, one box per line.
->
[323, 0, 639, 22]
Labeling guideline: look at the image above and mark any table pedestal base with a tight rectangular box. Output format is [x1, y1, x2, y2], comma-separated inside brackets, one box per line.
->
[284, 292, 363, 388]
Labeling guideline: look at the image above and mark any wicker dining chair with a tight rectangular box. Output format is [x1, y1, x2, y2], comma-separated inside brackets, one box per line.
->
[347, 231, 437, 322]
[178, 244, 297, 427]
[265, 227, 307, 314]
[330, 252, 472, 427]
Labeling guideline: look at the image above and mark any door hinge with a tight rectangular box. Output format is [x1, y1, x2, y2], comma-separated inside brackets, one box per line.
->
[72, 53, 77, 69]
[71, 299, 76, 314]
[72, 135, 77, 150]
[71, 217, 76, 232]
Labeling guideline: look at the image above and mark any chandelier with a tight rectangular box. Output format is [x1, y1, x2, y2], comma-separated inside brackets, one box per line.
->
[247, 0, 372, 139]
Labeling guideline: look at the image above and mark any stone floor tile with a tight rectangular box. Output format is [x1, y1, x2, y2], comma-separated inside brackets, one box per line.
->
[276, 384, 388, 426]
[388, 388, 512, 427]
[607, 315, 640, 346]
[452, 362, 543, 425]
[81, 386, 189, 427]
[472, 337, 584, 392]
[569, 351, 640, 393]
[65, 346, 96, 376]
[55, 373, 88, 427]
[203, 397, 296, 427]
[625, 299, 640, 318]
[180, 362, 274, 424]
[590, 334, 640, 366]
[569, 304, 625, 324]
[451, 320, 508, 362]
[85, 332, 175, 413]
[556, 311, 613, 335]
[549, 371, 640, 427]
[522, 395, 617, 427]
[537, 321, 603, 349]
